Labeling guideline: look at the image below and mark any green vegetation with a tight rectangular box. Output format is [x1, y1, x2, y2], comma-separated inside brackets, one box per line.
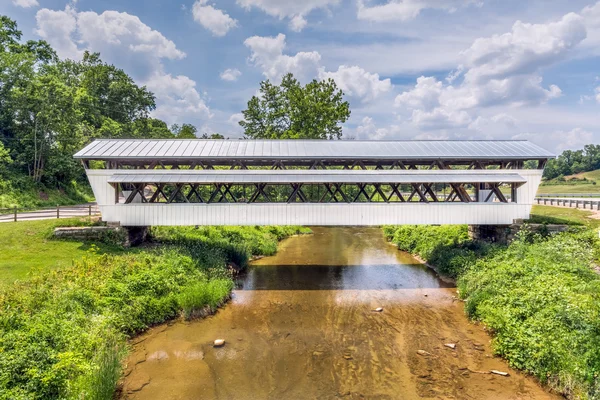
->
[384, 223, 600, 398]
[538, 169, 600, 195]
[529, 205, 600, 229]
[0, 219, 308, 399]
[0, 218, 128, 284]
[239, 73, 351, 139]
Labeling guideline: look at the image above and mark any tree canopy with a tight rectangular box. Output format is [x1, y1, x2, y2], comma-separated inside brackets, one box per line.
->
[239, 73, 350, 140]
[0, 16, 201, 190]
[544, 145, 600, 179]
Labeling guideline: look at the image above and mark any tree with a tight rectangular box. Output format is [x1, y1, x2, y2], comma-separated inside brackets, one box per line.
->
[200, 133, 225, 139]
[239, 73, 350, 140]
[171, 123, 198, 139]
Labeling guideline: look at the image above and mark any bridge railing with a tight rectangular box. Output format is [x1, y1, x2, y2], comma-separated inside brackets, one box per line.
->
[535, 197, 600, 211]
[0, 204, 100, 223]
[537, 193, 600, 198]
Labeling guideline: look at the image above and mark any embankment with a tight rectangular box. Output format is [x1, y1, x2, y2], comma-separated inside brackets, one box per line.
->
[0, 224, 309, 399]
[383, 225, 600, 399]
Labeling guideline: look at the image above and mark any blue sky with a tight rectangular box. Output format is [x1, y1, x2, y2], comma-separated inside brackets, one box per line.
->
[2, 0, 600, 152]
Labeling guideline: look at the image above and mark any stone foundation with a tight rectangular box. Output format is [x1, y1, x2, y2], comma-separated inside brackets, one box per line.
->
[54, 225, 149, 247]
[469, 221, 569, 244]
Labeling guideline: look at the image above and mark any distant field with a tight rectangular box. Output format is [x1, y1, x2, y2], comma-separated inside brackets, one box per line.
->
[538, 169, 600, 194]
[528, 205, 600, 229]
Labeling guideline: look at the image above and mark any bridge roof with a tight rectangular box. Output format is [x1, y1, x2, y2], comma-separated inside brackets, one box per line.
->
[75, 139, 554, 160]
[108, 170, 527, 185]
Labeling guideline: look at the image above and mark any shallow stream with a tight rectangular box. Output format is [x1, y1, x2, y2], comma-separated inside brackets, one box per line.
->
[121, 227, 556, 399]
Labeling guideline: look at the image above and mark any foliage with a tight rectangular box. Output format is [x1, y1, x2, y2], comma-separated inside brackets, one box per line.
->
[0, 224, 303, 399]
[544, 145, 600, 180]
[528, 205, 600, 229]
[171, 123, 198, 139]
[239, 73, 351, 140]
[384, 224, 600, 399]
[0, 17, 204, 207]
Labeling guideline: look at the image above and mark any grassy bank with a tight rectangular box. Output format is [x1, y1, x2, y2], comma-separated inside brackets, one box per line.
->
[0, 220, 308, 399]
[383, 224, 600, 398]
[0, 177, 93, 209]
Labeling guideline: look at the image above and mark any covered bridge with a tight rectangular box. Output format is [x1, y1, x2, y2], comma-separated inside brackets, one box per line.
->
[74, 139, 553, 226]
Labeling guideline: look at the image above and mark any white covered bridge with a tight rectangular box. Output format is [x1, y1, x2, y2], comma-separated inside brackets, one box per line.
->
[74, 139, 553, 226]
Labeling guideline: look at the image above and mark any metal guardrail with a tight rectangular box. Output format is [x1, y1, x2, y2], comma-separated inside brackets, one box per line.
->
[0, 204, 100, 223]
[537, 193, 600, 198]
[535, 197, 600, 211]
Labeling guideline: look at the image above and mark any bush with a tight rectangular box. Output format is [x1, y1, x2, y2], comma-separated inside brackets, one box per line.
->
[385, 225, 600, 399]
[0, 225, 305, 399]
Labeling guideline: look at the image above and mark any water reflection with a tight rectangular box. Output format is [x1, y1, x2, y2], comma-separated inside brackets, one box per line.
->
[238, 263, 453, 290]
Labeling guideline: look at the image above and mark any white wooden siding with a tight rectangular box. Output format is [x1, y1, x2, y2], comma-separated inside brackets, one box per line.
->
[87, 169, 543, 226]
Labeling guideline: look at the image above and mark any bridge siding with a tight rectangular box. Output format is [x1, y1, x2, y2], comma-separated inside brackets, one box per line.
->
[86, 169, 542, 226]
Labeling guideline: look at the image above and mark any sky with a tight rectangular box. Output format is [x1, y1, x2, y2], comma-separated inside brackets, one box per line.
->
[2, 0, 600, 152]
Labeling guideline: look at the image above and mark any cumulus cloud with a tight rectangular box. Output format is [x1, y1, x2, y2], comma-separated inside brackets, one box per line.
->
[517, 128, 594, 152]
[236, 0, 340, 31]
[146, 73, 212, 121]
[357, 0, 480, 22]
[192, 0, 238, 37]
[355, 116, 401, 140]
[394, 11, 586, 130]
[244, 33, 321, 81]
[220, 68, 242, 81]
[318, 65, 392, 102]
[228, 113, 244, 125]
[13, 0, 39, 8]
[35, 6, 210, 124]
[35, 6, 81, 60]
[244, 34, 391, 103]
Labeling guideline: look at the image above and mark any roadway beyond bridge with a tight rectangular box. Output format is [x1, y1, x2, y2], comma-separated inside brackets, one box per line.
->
[74, 139, 553, 227]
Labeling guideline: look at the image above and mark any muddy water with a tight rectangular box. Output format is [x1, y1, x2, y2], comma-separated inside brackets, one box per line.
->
[122, 227, 557, 400]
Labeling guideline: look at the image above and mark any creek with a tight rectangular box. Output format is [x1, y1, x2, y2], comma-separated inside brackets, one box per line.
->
[122, 227, 556, 399]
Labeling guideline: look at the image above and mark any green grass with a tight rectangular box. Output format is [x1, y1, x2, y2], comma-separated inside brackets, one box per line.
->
[0, 218, 127, 284]
[538, 169, 600, 194]
[0, 220, 307, 399]
[528, 205, 600, 229]
[384, 225, 600, 398]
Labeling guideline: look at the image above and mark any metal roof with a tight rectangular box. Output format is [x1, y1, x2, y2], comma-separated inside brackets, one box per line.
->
[108, 170, 527, 185]
[75, 139, 554, 160]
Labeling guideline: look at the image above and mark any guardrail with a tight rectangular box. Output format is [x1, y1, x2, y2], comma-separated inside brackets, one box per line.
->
[0, 204, 100, 223]
[537, 193, 600, 198]
[535, 197, 600, 211]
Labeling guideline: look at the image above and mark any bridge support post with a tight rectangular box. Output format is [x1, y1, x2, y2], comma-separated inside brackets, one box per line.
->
[468, 225, 512, 244]
[123, 226, 149, 247]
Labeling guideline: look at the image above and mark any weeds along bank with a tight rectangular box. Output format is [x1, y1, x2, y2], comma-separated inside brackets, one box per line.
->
[0, 225, 309, 399]
[383, 225, 600, 399]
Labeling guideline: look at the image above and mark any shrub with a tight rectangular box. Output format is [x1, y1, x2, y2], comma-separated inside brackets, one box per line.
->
[385, 224, 600, 398]
[0, 225, 303, 399]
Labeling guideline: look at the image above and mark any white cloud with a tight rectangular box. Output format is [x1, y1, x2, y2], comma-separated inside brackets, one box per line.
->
[228, 113, 244, 125]
[236, 0, 340, 31]
[220, 68, 242, 81]
[244, 33, 321, 81]
[355, 116, 401, 140]
[192, 0, 238, 37]
[596, 86, 600, 103]
[35, 7, 210, 124]
[462, 13, 586, 84]
[532, 128, 593, 152]
[318, 65, 391, 102]
[35, 6, 81, 60]
[582, 1, 600, 46]
[394, 10, 586, 130]
[357, 0, 480, 22]
[146, 72, 212, 121]
[12, 0, 39, 8]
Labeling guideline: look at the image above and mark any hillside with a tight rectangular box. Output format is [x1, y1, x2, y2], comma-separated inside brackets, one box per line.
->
[538, 168, 600, 194]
